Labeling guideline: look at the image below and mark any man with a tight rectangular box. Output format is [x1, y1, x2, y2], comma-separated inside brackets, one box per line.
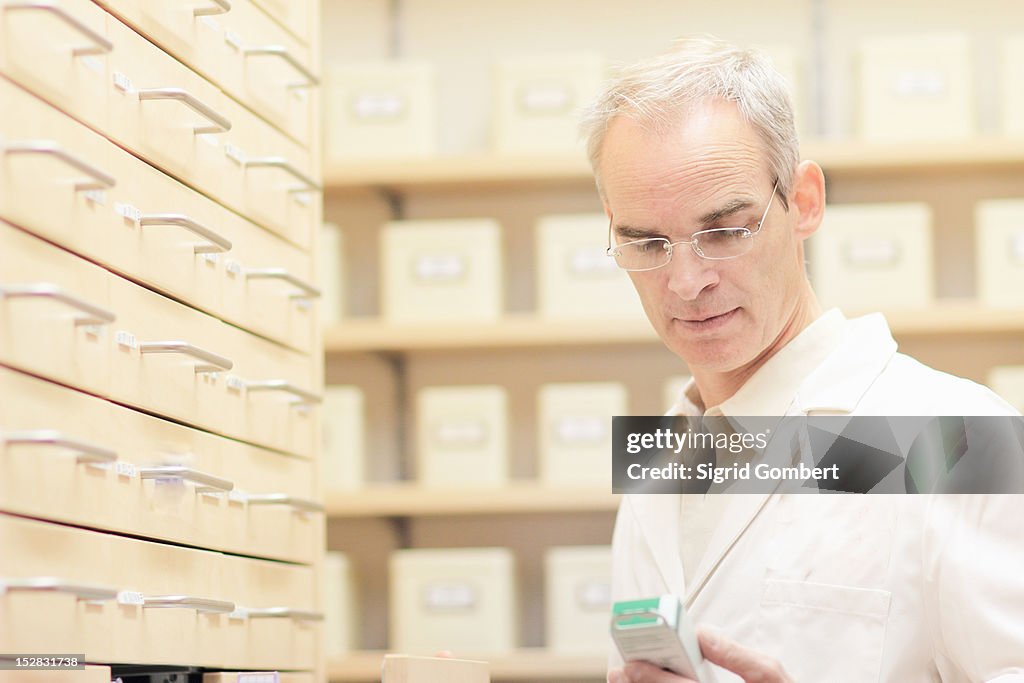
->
[581, 38, 1024, 682]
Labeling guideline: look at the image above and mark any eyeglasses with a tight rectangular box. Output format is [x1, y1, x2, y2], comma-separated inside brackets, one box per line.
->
[606, 183, 780, 272]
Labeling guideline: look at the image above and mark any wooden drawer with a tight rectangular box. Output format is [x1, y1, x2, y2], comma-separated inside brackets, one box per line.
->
[251, 0, 315, 49]
[0, 0, 110, 129]
[0, 221, 111, 395]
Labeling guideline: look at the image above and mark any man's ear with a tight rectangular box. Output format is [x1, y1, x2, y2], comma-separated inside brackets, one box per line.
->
[790, 160, 826, 241]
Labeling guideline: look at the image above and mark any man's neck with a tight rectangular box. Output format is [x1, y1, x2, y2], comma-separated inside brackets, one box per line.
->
[691, 293, 824, 410]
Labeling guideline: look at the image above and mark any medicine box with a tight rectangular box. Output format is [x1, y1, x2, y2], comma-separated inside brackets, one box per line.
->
[322, 385, 364, 491]
[319, 222, 344, 326]
[538, 382, 626, 486]
[976, 200, 1024, 308]
[536, 213, 644, 320]
[381, 219, 503, 323]
[324, 551, 358, 656]
[858, 33, 974, 141]
[810, 203, 934, 310]
[492, 53, 605, 154]
[1004, 37, 1024, 137]
[988, 366, 1024, 414]
[390, 547, 517, 654]
[416, 385, 508, 486]
[323, 62, 436, 162]
[545, 545, 613, 654]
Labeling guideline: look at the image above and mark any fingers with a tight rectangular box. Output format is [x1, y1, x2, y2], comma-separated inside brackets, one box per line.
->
[608, 668, 627, 683]
[698, 628, 792, 683]
[621, 661, 697, 683]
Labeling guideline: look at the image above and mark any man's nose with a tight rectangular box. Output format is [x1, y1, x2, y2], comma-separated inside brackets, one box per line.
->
[665, 243, 719, 301]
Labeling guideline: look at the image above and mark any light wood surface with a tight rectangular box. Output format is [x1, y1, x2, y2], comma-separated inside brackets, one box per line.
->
[330, 650, 606, 681]
[381, 654, 490, 683]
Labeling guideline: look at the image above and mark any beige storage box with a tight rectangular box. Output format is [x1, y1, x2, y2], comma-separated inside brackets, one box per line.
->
[320, 222, 345, 325]
[536, 213, 644, 320]
[976, 200, 1024, 308]
[390, 547, 517, 654]
[324, 62, 436, 162]
[538, 382, 626, 486]
[1004, 37, 1024, 137]
[417, 385, 508, 486]
[492, 53, 605, 154]
[664, 375, 692, 413]
[810, 203, 934, 310]
[545, 546, 613, 654]
[858, 33, 974, 141]
[382, 219, 503, 323]
[324, 551, 358, 656]
[323, 386, 365, 491]
[988, 366, 1024, 414]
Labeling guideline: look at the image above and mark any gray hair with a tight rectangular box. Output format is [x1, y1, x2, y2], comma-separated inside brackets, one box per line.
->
[581, 36, 799, 207]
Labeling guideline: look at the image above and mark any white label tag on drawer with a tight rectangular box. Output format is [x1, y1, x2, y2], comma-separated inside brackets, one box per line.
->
[434, 419, 488, 447]
[114, 202, 141, 224]
[113, 71, 134, 94]
[226, 375, 246, 392]
[518, 83, 573, 114]
[115, 330, 138, 349]
[422, 582, 477, 611]
[351, 92, 408, 121]
[844, 239, 901, 267]
[83, 189, 106, 206]
[224, 29, 243, 51]
[117, 590, 145, 606]
[224, 143, 246, 165]
[892, 70, 947, 97]
[114, 461, 137, 478]
[79, 55, 102, 75]
[575, 578, 612, 611]
[236, 674, 279, 683]
[1011, 233, 1024, 264]
[568, 246, 617, 277]
[554, 416, 607, 444]
[413, 253, 467, 282]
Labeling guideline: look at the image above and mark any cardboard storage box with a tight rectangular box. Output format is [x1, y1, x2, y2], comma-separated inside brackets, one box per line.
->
[536, 213, 644, 320]
[390, 547, 517, 654]
[492, 53, 604, 154]
[319, 222, 345, 325]
[416, 385, 508, 486]
[858, 33, 974, 141]
[381, 219, 503, 323]
[324, 62, 436, 162]
[810, 203, 934, 310]
[538, 382, 626, 486]
[1004, 37, 1024, 137]
[322, 385, 365, 491]
[545, 546, 613, 654]
[988, 366, 1024, 414]
[324, 551, 358, 656]
[976, 200, 1024, 308]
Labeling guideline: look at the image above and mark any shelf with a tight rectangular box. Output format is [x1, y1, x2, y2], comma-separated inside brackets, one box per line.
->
[322, 138, 1024, 193]
[323, 303, 1024, 354]
[324, 482, 620, 518]
[327, 649, 607, 681]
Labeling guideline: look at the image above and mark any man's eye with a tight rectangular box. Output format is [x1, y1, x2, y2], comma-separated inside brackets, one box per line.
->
[633, 240, 664, 252]
[702, 228, 749, 244]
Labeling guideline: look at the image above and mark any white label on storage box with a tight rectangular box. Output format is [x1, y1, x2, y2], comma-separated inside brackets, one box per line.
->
[554, 416, 606, 444]
[1012, 233, 1024, 263]
[413, 253, 467, 282]
[115, 202, 141, 223]
[422, 582, 478, 611]
[568, 246, 617, 276]
[575, 578, 612, 611]
[117, 590, 145, 606]
[844, 239, 901, 267]
[518, 83, 573, 114]
[892, 70, 947, 98]
[434, 419, 488, 447]
[351, 92, 407, 120]
[115, 330, 138, 349]
[113, 71, 134, 93]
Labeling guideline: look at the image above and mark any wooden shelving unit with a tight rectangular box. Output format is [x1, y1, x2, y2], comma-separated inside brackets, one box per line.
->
[323, 138, 1024, 193]
[328, 649, 607, 682]
[325, 483, 619, 518]
[323, 302, 1024, 354]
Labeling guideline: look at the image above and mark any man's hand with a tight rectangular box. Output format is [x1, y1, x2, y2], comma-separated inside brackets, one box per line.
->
[607, 628, 794, 683]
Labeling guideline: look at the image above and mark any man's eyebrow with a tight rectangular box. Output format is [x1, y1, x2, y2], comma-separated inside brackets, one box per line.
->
[698, 198, 758, 226]
[613, 224, 663, 240]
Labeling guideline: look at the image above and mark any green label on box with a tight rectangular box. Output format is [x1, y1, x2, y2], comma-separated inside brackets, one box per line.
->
[612, 597, 664, 627]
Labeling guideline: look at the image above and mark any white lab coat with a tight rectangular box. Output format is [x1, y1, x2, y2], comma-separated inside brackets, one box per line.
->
[610, 313, 1024, 682]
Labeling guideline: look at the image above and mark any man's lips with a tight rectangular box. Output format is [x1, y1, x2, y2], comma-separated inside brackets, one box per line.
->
[678, 308, 738, 323]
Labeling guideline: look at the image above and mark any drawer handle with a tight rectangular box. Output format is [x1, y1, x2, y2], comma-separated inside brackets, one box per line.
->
[244, 157, 321, 193]
[138, 465, 234, 493]
[242, 45, 319, 88]
[3, 2, 113, 56]
[193, 0, 230, 16]
[138, 340, 234, 373]
[143, 595, 235, 613]
[136, 88, 232, 134]
[244, 379, 322, 405]
[1, 577, 118, 602]
[139, 213, 233, 254]
[4, 140, 116, 191]
[245, 268, 321, 299]
[245, 493, 324, 513]
[2, 430, 117, 464]
[0, 283, 115, 326]
[245, 607, 324, 622]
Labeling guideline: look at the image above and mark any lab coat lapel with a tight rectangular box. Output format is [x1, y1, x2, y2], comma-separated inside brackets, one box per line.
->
[629, 493, 686, 596]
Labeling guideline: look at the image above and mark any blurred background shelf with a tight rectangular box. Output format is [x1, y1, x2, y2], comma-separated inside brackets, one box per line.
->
[327, 649, 608, 681]
[323, 303, 1024, 353]
[325, 483, 620, 518]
